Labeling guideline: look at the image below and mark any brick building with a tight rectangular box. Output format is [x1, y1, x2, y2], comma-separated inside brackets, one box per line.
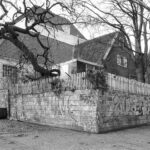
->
[71, 32, 136, 79]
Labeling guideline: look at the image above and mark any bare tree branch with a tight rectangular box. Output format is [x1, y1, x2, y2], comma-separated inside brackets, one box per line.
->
[0, 0, 81, 80]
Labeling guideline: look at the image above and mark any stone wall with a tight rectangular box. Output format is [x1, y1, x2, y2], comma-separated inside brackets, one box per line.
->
[0, 90, 8, 108]
[0, 90, 8, 118]
[10, 90, 98, 133]
[6, 88, 150, 133]
[97, 90, 150, 132]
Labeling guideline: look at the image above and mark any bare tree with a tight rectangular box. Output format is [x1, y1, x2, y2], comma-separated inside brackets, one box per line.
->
[0, 0, 79, 79]
[76, 0, 150, 82]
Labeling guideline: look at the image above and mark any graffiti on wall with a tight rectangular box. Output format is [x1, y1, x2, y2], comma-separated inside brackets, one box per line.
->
[105, 91, 150, 116]
[80, 94, 96, 105]
[80, 90, 98, 105]
[10, 91, 97, 132]
[50, 95, 71, 116]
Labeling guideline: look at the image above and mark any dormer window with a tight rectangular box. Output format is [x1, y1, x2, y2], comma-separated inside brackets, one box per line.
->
[117, 54, 127, 68]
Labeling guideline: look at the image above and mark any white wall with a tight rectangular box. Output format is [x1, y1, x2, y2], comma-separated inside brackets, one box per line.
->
[16, 19, 86, 45]
[60, 64, 69, 78]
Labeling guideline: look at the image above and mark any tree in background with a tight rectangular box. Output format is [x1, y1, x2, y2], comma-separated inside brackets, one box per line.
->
[75, 0, 150, 82]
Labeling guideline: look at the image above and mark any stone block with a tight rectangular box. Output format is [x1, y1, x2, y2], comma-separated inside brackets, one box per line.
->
[5, 87, 150, 133]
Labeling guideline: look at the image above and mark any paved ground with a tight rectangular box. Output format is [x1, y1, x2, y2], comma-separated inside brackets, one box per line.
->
[0, 120, 150, 150]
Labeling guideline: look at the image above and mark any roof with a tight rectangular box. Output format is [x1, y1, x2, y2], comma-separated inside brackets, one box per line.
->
[74, 32, 118, 65]
[15, 6, 86, 40]
[0, 33, 74, 64]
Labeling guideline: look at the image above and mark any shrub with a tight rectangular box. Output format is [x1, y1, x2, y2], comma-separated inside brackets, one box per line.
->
[85, 69, 108, 93]
[51, 78, 63, 96]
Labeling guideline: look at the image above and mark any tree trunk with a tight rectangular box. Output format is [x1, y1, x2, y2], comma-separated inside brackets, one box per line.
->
[9, 37, 60, 77]
[134, 33, 145, 82]
[145, 66, 150, 83]
[135, 54, 145, 82]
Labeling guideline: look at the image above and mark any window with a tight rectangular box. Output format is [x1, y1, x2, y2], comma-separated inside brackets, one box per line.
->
[3, 65, 18, 83]
[86, 64, 95, 71]
[123, 57, 127, 68]
[117, 54, 127, 68]
[117, 54, 121, 66]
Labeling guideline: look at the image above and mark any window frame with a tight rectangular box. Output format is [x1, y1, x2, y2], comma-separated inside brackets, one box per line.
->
[117, 54, 128, 68]
[3, 64, 18, 83]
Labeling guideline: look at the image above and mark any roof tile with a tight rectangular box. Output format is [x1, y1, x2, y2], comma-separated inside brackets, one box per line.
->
[74, 32, 117, 65]
[0, 33, 74, 65]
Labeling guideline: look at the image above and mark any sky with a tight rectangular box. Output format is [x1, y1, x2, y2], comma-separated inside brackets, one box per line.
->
[1, 0, 150, 43]
[31, 0, 100, 39]
[0, 0, 107, 39]
[29, 0, 150, 39]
